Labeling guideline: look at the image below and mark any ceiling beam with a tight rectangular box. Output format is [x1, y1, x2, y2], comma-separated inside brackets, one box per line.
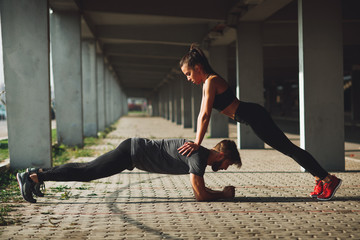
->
[103, 43, 187, 59]
[80, 0, 236, 21]
[239, 0, 294, 22]
[95, 24, 209, 45]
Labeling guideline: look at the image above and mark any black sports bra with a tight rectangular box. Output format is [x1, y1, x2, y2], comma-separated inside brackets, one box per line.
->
[212, 87, 236, 111]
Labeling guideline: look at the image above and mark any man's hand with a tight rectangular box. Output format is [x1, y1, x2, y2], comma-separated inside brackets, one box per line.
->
[178, 142, 200, 157]
[190, 174, 236, 201]
[222, 186, 235, 199]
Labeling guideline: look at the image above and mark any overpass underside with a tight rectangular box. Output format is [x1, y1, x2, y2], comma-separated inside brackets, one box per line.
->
[0, 0, 359, 171]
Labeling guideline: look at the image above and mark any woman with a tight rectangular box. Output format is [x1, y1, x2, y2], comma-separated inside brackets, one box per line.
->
[177, 44, 341, 201]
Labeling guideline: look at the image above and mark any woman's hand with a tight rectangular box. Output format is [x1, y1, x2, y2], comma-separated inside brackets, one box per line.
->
[178, 142, 200, 157]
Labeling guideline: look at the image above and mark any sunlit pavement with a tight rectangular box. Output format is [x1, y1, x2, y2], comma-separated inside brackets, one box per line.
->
[1, 115, 359, 239]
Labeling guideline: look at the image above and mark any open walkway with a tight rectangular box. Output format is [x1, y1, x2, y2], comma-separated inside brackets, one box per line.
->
[1, 115, 360, 239]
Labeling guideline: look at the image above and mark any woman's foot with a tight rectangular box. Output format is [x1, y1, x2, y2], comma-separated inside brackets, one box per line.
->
[317, 175, 342, 201]
[310, 179, 323, 198]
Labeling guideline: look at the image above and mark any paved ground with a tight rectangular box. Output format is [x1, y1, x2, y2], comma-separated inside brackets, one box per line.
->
[1, 115, 360, 239]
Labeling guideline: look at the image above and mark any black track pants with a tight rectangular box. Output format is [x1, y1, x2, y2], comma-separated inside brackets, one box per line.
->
[235, 101, 328, 179]
[38, 138, 133, 182]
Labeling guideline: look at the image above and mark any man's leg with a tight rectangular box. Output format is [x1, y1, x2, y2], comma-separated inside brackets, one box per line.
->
[37, 138, 133, 182]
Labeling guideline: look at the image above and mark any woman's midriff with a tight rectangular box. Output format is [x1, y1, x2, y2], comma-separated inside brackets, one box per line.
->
[220, 99, 240, 120]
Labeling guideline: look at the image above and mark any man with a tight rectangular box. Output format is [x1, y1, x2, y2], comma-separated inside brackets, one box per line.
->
[17, 138, 242, 203]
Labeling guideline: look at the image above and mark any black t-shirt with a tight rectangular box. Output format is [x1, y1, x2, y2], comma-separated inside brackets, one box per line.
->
[130, 138, 209, 176]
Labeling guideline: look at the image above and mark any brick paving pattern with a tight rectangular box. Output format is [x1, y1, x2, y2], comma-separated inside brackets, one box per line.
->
[1, 115, 360, 239]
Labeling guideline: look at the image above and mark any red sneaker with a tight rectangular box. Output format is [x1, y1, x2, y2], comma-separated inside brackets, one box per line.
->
[310, 180, 323, 198]
[317, 175, 342, 201]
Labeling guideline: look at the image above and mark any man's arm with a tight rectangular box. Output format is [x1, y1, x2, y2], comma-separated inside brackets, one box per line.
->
[190, 173, 235, 201]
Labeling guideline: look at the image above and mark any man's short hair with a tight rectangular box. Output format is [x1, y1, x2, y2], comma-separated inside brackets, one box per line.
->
[213, 140, 242, 169]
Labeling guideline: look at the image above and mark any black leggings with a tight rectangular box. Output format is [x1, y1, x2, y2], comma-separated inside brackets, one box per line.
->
[37, 138, 133, 182]
[235, 101, 328, 179]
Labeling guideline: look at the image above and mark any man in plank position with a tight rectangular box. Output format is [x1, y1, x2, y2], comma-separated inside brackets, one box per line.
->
[17, 138, 242, 203]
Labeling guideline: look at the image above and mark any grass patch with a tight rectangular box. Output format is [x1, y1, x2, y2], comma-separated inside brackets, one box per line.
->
[0, 125, 116, 226]
[0, 139, 9, 162]
[0, 169, 22, 226]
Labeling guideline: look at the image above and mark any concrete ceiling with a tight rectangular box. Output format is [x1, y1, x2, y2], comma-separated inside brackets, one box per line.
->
[49, 0, 360, 98]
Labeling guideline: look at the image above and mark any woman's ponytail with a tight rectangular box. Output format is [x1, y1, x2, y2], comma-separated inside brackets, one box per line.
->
[180, 43, 216, 75]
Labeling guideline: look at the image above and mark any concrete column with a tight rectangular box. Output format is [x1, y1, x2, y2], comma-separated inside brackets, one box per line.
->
[124, 90, 128, 115]
[50, 11, 83, 147]
[351, 65, 360, 121]
[298, 0, 344, 171]
[209, 46, 229, 138]
[236, 22, 264, 149]
[109, 73, 115, 123]
[169, 82, 174, 122]
[115, 78, 120, 120]
[0, 0, 52, 169]
[164, 84, 170, 120]
[158, 90, 163, 118]
[175, 78, 182, 125]
[172, 80, 178, 123]
[104, 67, 111, 127]
[181, 77, 192, 128]
[96, 55, 106, 132]
[82, 39, 98, 137]
[117, 84, 122, 119]
[121, 89, 127, 117]
[191, 84, 202, 132]
[152, 93, 160, 116]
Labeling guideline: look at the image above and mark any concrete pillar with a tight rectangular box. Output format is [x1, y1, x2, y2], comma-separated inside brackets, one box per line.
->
[236, 22, 264, 149]
[117, 83, 122, 119]
[115, 78, 120, 120]
[124, 90, 128, 116]
[82, 39, 98, 137]
[164, 84, 170, 120]
[152, 93, 160, 117]
[121, 88, 127, 117]
[96, 55, 106, 132]
[175, 78, 182, 125]
[109, 73, 115, 123]
[0, 0, 52, 169]
[351, 65, 360, 121]
[169, 82, 174, 122]
[298, 0, 344, 171]
[172, 80, 178, 123]
[209, 46, 229, 138]
[50, 11, 83, 147]
[158, 90, 163, 118]
[181, 77, 192, 128]
[191, 84, 202, 132]
[104, 67, 111, 127]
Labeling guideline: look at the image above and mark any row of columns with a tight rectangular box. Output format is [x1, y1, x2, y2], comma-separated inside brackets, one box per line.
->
[0, 0, 127, 169]
[150, 0, 345, 172]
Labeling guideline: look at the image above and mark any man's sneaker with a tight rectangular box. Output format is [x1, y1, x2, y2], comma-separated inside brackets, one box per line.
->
[310, 179, 323, 198]
[16, 172, 36, 203]
[317, 175, 342, 201]
[26, 168, 45, 197]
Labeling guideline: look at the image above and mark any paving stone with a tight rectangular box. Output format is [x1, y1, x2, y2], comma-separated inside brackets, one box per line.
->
[1, 116, 360, 239]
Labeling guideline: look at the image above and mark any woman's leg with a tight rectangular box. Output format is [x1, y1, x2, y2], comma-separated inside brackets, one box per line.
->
[235, 102, 328, 180]
[37, 138, 133, 182]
